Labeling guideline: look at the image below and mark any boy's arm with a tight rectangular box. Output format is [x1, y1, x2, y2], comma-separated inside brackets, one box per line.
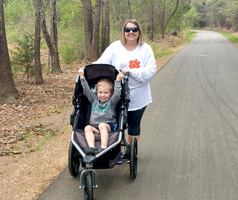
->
[110, 71, 124, 104]
[78, 68, 85, 79]
[80, 78, 95, 102]
[116, 71, 124, 81]
[110, 80, 122, 105]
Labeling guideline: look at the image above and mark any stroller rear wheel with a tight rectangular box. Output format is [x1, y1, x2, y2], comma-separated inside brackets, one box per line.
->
[130, 137, 138, 179]
[68, 141, 80, 177]
[84, 172, 93, 200]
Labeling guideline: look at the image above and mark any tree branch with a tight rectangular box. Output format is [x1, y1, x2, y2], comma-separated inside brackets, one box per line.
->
[164, 0, 180, 31]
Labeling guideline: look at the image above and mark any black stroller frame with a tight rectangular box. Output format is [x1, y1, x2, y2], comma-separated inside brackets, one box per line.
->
[68, 64, 138, 200]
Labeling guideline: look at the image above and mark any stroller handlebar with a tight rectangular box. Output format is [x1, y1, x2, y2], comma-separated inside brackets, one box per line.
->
[123, 72, 129, 81]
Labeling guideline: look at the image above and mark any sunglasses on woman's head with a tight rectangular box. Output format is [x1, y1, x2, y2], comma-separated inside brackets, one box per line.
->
[124, 27, 140, 33]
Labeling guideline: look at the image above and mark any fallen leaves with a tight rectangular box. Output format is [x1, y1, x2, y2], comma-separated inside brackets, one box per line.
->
[0, 62, 85, 155]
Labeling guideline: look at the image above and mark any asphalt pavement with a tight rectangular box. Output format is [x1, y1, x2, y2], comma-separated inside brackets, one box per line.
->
[37, 30, 238, 200]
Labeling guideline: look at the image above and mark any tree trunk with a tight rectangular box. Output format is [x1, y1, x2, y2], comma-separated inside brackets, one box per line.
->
[50, 0, 58, 49]
[90, 0, 101, 61]
[161, 0, 179, 39]
[41, 12, 62, 73]
[161, 0, 165, 39]
[34, 0, 44, 84]
[127, 0, 131, 18]
[82, 0, 93, 60]
[50, 0, 60, 72]
[110, 0, 121, 30]
[101, 0, 110, 53]
[0, 0, 18, 101]
[149, 3, 154, 41]
[164, 0, 179, 33]
[119, 0, 123, 26]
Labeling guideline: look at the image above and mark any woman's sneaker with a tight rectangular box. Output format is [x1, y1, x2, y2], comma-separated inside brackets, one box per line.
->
[117, 152, 123, 164]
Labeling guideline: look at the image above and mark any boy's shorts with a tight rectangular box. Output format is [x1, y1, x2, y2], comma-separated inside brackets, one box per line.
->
[108, 123, 117, 131]
[95, 123, 117, 132]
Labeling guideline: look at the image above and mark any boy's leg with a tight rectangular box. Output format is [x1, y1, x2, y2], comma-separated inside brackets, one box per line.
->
[84, 125, 98, 147]
[98, 123, 111, 148]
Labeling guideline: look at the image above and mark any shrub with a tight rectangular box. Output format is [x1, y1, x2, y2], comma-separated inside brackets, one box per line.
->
[11, 35, 34, 82]
[61, 45, 77, 64]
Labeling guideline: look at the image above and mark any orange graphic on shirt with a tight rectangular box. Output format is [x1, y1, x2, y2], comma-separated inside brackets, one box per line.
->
[129, 59, 140, 69]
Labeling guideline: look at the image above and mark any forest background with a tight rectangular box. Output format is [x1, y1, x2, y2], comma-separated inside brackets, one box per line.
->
[1, 0, 238, 100]
[1, 0, 238, 199]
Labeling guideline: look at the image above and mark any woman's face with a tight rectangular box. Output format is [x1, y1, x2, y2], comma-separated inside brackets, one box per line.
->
[124, 22, 139, 44]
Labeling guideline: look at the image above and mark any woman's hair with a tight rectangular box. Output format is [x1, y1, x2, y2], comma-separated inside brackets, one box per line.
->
[120, 19, 144, 46]
[96, 79, 114, 93]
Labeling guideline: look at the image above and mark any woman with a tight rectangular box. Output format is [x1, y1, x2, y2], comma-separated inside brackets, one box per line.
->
[93, 18, 157, 163]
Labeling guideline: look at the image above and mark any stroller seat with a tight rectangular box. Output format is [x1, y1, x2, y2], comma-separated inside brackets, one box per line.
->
[74, 130, 120, 151]
[73, 129, 121, 168]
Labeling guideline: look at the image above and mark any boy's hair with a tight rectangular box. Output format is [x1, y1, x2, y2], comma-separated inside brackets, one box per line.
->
[96, 79, 114, 92]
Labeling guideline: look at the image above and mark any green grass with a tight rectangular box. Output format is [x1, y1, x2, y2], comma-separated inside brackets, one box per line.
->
[157, 51, 174, 57]
[183, 30, 197, 42]
[14, 144, 20, 151]
[221, 33, 238, 45]
[149, 41, 175, 58]
[0, 169, 7, 174]
[149, 30, 197, 59]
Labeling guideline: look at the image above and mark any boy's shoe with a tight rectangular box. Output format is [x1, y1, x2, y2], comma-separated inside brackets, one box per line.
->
[94, 147, 105, 155]
[117, 152, 123, 164]
[84, 147, 97, 155]
[127, 159, 130, 164]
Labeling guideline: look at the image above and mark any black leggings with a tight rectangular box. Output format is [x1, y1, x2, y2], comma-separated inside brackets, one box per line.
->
[127, 106, 146, 136]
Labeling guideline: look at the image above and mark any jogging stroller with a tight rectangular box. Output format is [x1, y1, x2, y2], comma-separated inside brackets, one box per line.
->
[68, 64, 138, 200]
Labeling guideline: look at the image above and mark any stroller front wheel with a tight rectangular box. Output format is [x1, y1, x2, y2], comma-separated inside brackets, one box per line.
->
[130, 137, 138, 179]
[84, 172, 93, 200]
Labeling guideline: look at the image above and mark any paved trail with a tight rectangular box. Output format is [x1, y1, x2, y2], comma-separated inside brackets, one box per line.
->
[38, 31, 238, 200]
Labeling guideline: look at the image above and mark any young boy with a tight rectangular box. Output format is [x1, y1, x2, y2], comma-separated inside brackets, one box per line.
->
[78, 68, 124, 155]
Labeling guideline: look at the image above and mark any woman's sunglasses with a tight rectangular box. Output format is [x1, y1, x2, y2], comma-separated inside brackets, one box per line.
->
[124, 27, 140, 33]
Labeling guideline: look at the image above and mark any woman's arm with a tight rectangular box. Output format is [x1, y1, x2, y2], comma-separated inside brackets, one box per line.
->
[130, 48, 156, 83]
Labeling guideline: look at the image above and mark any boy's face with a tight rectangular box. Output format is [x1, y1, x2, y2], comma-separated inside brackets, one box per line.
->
[97, 86, 112, 102]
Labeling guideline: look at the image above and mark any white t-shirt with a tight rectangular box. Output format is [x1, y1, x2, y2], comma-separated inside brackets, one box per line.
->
[93, 40, 157, 111]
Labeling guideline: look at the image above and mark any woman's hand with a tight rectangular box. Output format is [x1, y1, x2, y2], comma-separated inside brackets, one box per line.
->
[78, 68, 84, 79]
[121, 68, 130, 75]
